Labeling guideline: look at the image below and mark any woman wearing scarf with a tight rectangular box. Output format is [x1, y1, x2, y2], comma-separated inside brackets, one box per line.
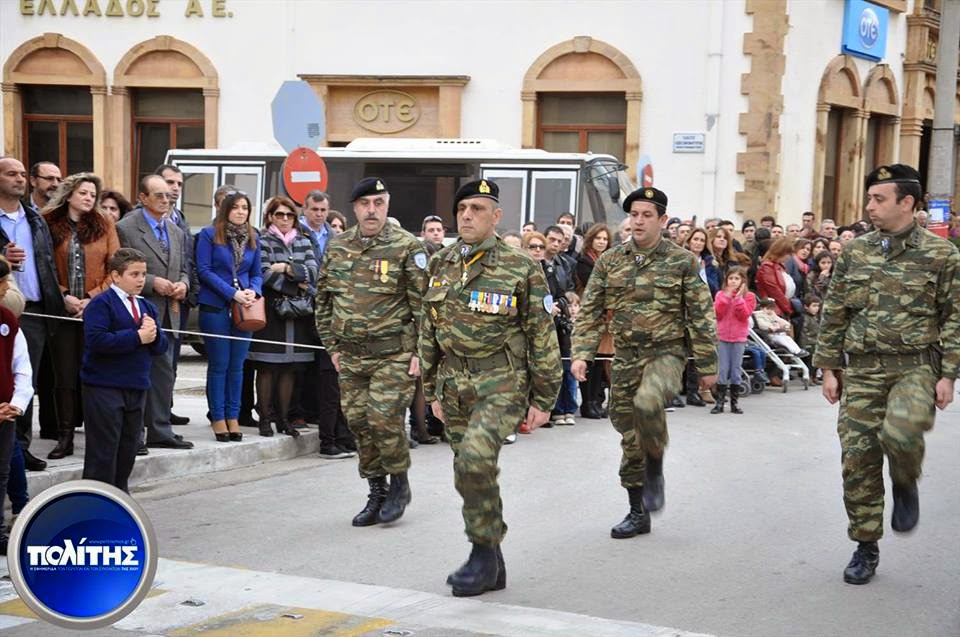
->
[196, 191, 262, 442]
[42, 172, 120, 459]
[247, 197, 318, 438]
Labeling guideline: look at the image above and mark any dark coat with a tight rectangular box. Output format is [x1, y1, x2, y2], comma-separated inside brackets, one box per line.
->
[0, 200, 66, 331]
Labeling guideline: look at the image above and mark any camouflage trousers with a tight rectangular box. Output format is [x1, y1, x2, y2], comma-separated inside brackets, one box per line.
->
[439, 362, 528, 545]
[339, 351, 415, 479]
[609, 350, 686, 489]
[838, 363, 936, 542]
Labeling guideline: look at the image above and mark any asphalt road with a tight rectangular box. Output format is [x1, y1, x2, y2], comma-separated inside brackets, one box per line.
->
[3, 356, 958, 636]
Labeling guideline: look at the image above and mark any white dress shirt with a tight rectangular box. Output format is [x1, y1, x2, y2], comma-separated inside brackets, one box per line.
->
[11, 330, 33, 414]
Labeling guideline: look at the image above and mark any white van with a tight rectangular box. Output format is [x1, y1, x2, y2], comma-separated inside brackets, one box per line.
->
[165, 137, 635, 234]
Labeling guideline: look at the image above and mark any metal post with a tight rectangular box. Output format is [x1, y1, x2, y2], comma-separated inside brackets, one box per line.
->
[927, 0, 960, 202]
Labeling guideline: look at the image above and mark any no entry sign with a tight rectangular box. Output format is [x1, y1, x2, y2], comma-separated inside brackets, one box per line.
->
[282, 147, 328, 205]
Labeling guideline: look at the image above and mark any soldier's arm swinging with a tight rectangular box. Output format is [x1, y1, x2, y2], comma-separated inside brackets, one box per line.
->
[521, 261, 561, 418]
[570, 254, 609, 382]
[934, 248, 960, 409]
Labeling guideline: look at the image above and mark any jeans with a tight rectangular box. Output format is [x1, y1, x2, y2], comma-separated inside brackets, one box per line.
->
[200, 307, 252, 420]
[7, 439, 27, 514]
[717, 341, 747, 385]
[554, 359, 578, 415]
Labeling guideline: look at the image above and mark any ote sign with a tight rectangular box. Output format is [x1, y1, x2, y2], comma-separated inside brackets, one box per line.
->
[271, 81, 325, 153]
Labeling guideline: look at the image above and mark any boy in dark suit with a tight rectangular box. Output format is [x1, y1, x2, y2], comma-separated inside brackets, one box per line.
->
[81, 248, 168, 492]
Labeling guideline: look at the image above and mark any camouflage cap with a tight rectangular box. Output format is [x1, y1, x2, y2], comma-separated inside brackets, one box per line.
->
[622, 187, 668, 215]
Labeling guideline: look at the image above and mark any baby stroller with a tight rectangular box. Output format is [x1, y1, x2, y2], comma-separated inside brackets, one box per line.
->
[747, 318, 810, 393]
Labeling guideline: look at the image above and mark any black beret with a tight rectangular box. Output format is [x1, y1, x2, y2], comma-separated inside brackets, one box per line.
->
[350, 177, 388, 202]
[864, 164, 921, 190]
[622, 187, 668, 214]
[742, 219, 757, 231]
[453, 179, 499, 212]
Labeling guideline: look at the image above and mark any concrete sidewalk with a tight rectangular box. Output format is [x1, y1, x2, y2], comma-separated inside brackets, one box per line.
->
[23, 390, 321, 496]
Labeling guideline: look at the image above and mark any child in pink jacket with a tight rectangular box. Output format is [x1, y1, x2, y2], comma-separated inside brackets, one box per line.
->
[712, 267, 756, 414]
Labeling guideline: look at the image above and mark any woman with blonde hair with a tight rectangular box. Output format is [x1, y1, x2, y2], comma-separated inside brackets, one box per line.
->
[42, 172, 120, 459]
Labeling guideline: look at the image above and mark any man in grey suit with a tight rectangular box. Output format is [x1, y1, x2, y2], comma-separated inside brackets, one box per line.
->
[116, 175, 193, 450]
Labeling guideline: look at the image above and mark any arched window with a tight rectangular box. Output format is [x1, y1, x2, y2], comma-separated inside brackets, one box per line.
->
[113, 36, 219, 194]
[862, 65, 900, 182]
[2, 33, 107, 175]
[812, 56, 863, 225]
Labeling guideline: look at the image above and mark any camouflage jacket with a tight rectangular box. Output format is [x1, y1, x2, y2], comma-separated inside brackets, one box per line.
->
[418, 235, 561, 412]
[315, 222, 427, 354]
[571, 237, 718, 374]
[813, 223, 960, 378]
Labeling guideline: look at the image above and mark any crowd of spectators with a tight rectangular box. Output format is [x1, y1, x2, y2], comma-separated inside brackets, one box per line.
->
[0, 150, 944, 509]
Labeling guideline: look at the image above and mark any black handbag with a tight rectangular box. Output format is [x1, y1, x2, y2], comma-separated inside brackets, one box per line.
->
[274, 292, 314, 318]
[267, 241, 314, 318]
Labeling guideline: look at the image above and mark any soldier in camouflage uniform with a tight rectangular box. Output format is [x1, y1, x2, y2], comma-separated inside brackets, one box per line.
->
[571, 186, 717, 539]
[315, 177, 428, 527]
[419, 179, 560, 597]
[814, 164, 959, 585]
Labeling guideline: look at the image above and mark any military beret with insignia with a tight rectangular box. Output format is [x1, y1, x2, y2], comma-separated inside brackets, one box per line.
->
[350, 177, 389, 202]
[453, 179, 500, 212]
[864, 164, 922, 190]
[742, 219, 757, 231]
[622, 186, 668, 215]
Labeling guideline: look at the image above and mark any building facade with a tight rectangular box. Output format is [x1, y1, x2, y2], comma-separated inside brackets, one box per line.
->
[2, 0, 957, 227]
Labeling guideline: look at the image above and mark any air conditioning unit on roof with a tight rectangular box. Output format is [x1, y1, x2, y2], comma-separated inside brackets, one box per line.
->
[344, 138, 512, 152]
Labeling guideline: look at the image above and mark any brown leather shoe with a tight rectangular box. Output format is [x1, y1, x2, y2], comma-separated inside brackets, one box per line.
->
[769, 376, 783, 387]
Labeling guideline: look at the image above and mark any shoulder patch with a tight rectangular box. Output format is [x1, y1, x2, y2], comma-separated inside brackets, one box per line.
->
[414, 253, 428, 269]
[543, 294, 555, 314]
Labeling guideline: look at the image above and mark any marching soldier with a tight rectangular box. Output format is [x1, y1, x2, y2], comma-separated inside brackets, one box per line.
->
[315, 177, 427, 527]
[571, 186, 717, 538]
[815, 164, 958, 585]
[419, 179, 560, 597]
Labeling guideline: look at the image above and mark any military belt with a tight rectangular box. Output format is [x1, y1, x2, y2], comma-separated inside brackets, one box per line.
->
[846, 350, 931, 369]
[443, 350, 511, 373]
[615, 338, 686, 361]
[338, 335, 404, 356]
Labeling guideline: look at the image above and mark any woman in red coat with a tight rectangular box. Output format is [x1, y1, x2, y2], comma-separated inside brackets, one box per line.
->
[755, 236, 796, 318]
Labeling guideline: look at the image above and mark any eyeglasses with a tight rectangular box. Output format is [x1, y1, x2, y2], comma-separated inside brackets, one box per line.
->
[149, 192, 171, 200]
[225, 190, 247, 197]
[423, 215, 442, 223]
[37, 175, 62, 183]
[527, 243, 545, 250]
[272, 211, 296, 219]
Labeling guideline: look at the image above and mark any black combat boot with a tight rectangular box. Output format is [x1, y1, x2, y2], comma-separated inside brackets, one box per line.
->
[352, 477, 388, 527]
[729, 384, 743, 414]
[610, 487, 651, 538]
[580, 401, 603, 419]
[843, 541, 879, 585]
[891, 481, 919, 533]
[447, 543, 500, 597]
[377, 471, 411, 523]
[643, 456, 665, 512]
[710, 384, 727, 414]
[686, 391, 706, 407]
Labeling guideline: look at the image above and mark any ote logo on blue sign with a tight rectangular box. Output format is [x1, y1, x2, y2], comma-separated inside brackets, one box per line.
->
[841, 0, 887, 62]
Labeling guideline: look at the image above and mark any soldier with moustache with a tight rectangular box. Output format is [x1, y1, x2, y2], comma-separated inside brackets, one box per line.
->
[572, 187, 717, 538]
[315, 178, 427, 527]
[419, 179, 560, 597]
